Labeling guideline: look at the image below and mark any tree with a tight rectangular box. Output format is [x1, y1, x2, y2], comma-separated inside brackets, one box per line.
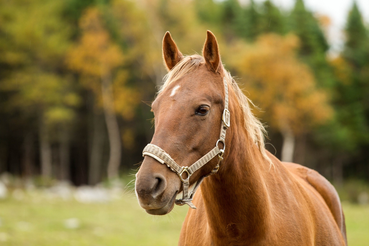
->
[343, 1, 369, 69]
[288, 0, 336, 92]
[289, 0, 328, 57]
[342, 1, 369, 111]
[328, 1, 369, 182]
[220, 0, 244, 40]
[194, 0, 222, 28]
[259, 0, 286, 35]
[230, 34, 332, 162]
[67, 7, 138, 181]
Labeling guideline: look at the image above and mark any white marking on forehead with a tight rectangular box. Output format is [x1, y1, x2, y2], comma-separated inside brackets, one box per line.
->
[170, 85, 181, 97]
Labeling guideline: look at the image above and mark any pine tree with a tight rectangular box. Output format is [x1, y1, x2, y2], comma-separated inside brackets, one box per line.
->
[241, 0, 262, 40]
[194, 0, 222, 27]
[316, 2, 369, 183]
[259, 0, 286, 35]
[343, 1, 369, 69]
[219, 0, 244, 40]
[339, 1, 369, 148]
[341, 1, 369, 141]
[289, 0, 334, 89]
[289, 0, 328, 56]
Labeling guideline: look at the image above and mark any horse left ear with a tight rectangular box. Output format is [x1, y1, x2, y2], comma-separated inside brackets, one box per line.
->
[163, 31, 183, 71]
[202, 30, 222, 73]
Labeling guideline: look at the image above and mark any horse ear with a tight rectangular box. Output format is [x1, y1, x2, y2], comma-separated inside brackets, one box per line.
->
[162, 31, 183, 71]
[202, 30, 222, 73]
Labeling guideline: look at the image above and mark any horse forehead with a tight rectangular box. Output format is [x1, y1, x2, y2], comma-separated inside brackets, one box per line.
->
[153, 69, 223, 110]
[160, 83, 203, 107]
[168, 71, 221, 98]
[164, 83, 214, 107]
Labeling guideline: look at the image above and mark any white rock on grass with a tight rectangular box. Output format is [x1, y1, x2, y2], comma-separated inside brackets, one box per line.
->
[74, 186, 110, 203]
[0, 173, 11, 186]
[0, 232, 8, 242]
[0, 181, 7, 199]
[358, 192, 369, 205]
[12, 189, 25, 200]
[16, 221, 31, 231]
[45, 181, 73, 200]
[64, 218, 80, 229]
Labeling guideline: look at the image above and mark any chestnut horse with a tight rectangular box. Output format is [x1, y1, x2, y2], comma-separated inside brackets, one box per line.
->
[135, 31, 347, 246]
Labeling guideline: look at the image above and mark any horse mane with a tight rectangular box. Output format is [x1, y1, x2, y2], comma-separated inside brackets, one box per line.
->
[158, 54, 272, 165]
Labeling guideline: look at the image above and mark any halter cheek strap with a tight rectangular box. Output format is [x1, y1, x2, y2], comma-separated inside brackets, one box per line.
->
[142, 77, 230, 209]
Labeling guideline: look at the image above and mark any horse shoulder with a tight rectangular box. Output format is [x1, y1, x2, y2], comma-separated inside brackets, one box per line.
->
[283, 162, 347, 245]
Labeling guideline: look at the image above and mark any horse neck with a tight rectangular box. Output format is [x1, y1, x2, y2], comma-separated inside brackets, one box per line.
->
[201, 97, 272, 240]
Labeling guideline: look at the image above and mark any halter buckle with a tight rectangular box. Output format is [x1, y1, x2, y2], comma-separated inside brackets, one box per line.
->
[222, 108, 231, 128]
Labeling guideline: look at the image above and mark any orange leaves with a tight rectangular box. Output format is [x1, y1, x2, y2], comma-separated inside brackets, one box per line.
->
[112, 70, 139, 120]
[68, 32, 123, 76]
[67, 8, 124, 77]
[233, 34, 332, 134]
[66, 7, 139, 120]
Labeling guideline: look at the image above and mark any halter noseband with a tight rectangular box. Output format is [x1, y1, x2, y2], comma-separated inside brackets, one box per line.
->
[142, 77, 230, 209]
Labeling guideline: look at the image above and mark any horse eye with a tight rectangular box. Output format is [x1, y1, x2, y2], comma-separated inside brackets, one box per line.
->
[195, 105, 210, 116]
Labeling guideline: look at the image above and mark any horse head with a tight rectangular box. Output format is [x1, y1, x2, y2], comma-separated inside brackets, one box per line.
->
[135, 31, 229, 215]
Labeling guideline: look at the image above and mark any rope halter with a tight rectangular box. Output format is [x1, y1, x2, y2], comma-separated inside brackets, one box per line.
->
[142, 77, 230, 209]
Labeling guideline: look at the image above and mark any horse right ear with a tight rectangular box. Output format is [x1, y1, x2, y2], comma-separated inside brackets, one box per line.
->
[162, 32, 183, 71]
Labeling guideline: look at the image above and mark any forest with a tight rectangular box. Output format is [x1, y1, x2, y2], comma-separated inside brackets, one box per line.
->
[0, 0, 368, 187]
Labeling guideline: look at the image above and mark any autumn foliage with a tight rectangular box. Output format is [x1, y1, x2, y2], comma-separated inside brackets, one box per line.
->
[234, 34, 332, 134]
[0, 0, 368, 184]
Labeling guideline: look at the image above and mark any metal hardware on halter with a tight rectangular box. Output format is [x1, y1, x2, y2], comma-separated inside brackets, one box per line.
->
[216, 139, 226, 153]
[178, 166, 191, 182]
[222, 108, 231, 129]
[142, 76, 230, 209]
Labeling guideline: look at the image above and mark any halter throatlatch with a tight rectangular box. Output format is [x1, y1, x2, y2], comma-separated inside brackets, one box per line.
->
[142, 77, 230, 209]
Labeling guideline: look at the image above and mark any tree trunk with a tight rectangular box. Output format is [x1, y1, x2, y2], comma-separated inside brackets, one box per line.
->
[0, 146, 5, 173]
[280, 122, 295, 163]
[39, 115, 52, 178]
[101, 69, 121, 180]
[88, 105, 104, 185]
[293, 134, 306, 166]
[59, 126, 70, 181]
[22, 132, 34, 178]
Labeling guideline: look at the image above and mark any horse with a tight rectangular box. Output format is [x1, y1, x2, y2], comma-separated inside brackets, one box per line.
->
[135, 30, 347, 246]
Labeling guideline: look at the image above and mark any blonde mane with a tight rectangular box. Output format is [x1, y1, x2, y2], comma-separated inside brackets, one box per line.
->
[158, 55, 204, 94]
[158, 55, 271, 165]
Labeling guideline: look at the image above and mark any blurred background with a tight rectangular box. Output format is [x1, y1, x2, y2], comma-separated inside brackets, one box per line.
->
[0, 0, 368, 245]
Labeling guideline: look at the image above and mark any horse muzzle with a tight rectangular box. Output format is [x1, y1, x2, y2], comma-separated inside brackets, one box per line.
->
[135, 157, 180, 215]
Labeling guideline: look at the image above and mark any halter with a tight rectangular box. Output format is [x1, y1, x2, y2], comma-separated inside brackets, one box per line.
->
[142, 77, 230, 209]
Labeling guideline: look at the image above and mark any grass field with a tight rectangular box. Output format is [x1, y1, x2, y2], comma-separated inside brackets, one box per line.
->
[0, 188, 368, 246]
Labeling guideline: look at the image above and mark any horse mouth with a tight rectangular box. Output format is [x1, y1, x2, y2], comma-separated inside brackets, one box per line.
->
[146, 191, 178, 215]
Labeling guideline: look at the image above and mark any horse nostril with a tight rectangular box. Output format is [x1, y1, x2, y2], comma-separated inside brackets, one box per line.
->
[152, 174, 167, 198]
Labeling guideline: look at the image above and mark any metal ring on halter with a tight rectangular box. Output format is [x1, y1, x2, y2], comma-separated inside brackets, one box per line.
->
[178, 167, 191, 182]
[216, 139, 226, 152]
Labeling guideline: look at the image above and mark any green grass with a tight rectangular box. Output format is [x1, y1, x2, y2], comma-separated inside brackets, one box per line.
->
[0, 190, 368, 245]
[0, 190, 188, 246]
[343, 202, 369, 246]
